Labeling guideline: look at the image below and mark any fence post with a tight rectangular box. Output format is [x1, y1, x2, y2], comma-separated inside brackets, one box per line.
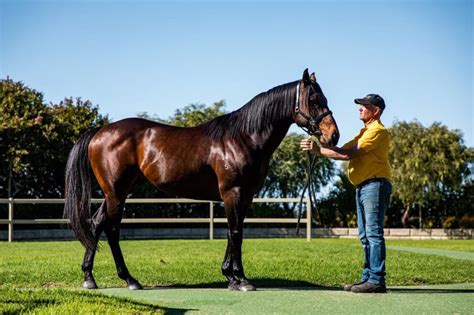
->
[209, 201, 214, 240]
[8, 197, 13, 243]
[306, 197, 311, 241]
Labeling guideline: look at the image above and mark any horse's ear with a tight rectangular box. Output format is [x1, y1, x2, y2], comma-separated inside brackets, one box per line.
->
[310, 72, 317, 82]
[302, 68, 310, 82]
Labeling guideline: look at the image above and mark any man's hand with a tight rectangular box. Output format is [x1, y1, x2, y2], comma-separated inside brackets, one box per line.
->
[300, 138, 321, 154]
[301, 138, 355, 161]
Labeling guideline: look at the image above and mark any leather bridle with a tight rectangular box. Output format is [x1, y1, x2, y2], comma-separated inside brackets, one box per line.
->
[295, 82, 333, 136]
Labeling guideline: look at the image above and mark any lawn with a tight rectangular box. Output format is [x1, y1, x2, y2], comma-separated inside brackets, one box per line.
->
[0, 238, 473, 313]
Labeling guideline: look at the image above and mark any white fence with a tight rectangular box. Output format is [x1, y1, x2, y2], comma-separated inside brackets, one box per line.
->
[0, 198, 311, 242]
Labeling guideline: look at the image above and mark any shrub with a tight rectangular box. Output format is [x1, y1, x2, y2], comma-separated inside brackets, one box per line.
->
[459, 214, 474, 228]
[442, 216, 459, 229]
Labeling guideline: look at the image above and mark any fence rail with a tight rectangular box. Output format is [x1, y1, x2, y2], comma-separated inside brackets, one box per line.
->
[0, 198, 311, 242]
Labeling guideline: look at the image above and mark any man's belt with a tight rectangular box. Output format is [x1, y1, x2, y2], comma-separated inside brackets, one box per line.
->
[356, 177, 389, 189]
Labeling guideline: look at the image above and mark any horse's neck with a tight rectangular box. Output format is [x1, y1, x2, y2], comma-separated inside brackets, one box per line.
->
[247, 96, 295, 155]
[250, 119, 293, 156]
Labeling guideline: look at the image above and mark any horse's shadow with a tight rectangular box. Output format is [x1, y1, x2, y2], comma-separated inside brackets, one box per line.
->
[150, 279, 335, 291]
[148, 278, 474, 294]
[150, 278, 339, 291]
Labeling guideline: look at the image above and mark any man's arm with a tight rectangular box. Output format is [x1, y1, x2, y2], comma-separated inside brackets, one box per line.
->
[300, 139, 363, 160]
[319, 145, 358, 160]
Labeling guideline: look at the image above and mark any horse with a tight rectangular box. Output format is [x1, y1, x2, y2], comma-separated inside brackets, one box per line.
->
[64, 69, 340, 291]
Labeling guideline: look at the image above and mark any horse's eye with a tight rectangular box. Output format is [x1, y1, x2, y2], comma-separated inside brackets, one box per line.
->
[309, 94, 318, 102]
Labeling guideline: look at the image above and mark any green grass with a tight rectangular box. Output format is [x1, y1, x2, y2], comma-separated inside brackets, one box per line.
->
[0, 239, 473, 313]
[1, 239, 473, 289]
[0, 288, 166, 314]
[386, 239, 474, 252]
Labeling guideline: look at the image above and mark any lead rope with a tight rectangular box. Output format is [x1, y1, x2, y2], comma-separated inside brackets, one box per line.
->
[296, 136, 323, 236]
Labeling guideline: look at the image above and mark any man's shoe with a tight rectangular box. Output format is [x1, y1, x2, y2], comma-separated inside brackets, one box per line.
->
[351, 281, 387, 293]
[343, 280, 367, 292]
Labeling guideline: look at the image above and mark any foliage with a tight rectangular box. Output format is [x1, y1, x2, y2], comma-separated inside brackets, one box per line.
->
[168, 100, 227, 127]
[0, 78, 47, 197]
[442, 216, 459, 229]
[317, 163, 356, 228]
[388, 120, 473, 227]
[259, 134, 335, 200]
[459, 214, 474, 228]
[0, 78, 108, 198]
[256, 134, 336, 219]
[138, 100, 227, 127]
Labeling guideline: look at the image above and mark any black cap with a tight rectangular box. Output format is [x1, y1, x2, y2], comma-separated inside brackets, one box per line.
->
[354, 94, 385, 110]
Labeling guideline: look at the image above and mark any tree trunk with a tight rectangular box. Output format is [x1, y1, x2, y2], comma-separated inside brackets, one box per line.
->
[7, 160, 12, 198]
[419, 203, 423, 229]
[401, 203, 411, 227]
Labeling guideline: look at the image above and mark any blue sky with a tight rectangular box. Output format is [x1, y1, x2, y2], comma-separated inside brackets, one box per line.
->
[1, 0, 472, 147]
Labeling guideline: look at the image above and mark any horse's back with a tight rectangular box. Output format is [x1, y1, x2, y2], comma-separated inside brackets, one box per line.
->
[88, 117, 220, 200]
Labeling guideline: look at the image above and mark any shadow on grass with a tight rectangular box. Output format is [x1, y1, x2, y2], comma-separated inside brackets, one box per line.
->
[147, 279, 474, 294]
[388, 288, 474, 294]
[0, 288, 191, 315]
[149, 278, 343, 291]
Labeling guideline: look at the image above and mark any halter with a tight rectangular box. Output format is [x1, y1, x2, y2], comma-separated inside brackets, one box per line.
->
[295, 82, 333, 135]
[295, 82, 328, 236]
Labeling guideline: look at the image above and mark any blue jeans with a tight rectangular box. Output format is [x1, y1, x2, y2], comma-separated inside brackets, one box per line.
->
[356, 179, 392, 285]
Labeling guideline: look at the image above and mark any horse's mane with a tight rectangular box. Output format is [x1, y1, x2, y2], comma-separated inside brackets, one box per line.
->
[203, 81, 298, 139]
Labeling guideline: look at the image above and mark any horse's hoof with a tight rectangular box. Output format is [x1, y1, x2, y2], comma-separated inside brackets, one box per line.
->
[239, 280, 256, 292]
[82, 279, 98, 289]
[227, 278, 240, 291]
[127, 282, 143, 290]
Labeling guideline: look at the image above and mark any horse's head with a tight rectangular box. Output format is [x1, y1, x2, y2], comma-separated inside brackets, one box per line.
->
[294, 69, 339, 147]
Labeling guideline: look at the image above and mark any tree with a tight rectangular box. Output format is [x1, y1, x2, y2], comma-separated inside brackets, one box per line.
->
[29, 97, 109, 197]
[388, 120, 473, 227]
[317, 163, 356, 228]
[138, 100, 227, 127]
[0, 78, 108, 198]
[259, 133, 335, 198]
[0, 78, 48, 197]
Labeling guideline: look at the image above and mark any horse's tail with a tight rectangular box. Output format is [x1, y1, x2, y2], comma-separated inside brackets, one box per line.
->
[64, 127, 101, 252]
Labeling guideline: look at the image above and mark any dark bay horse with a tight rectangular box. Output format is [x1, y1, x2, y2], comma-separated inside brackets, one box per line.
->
[64, 69, 339, 291]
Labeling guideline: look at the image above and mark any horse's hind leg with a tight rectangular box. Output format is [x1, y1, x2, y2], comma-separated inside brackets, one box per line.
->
[104, 194, 143, 290]
[82, 202, 107, 289]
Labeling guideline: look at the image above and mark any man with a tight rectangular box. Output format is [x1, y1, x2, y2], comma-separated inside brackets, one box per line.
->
[300, 94, 392, 293]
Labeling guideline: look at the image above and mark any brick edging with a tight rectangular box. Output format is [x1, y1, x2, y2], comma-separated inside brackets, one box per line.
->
[318, 228, 473, 239]
[1, 228, 472, 241]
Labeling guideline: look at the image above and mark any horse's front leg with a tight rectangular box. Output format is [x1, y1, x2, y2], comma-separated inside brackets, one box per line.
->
[222, 187, 256, 291]
[221, 230, 239, 290]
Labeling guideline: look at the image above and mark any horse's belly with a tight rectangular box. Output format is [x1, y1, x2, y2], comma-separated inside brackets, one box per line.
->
[152, 169, 222, 201]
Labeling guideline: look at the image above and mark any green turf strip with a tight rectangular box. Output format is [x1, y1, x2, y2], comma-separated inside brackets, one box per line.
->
[101, 283, 474, 315]
[388, 245, 474, 261]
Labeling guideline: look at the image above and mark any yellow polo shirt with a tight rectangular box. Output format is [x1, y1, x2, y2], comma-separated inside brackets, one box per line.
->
[342, 119, 391, 186]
